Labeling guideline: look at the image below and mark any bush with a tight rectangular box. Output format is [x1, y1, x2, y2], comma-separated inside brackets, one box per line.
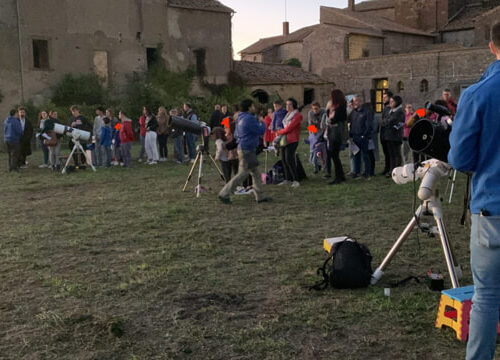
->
[281, 58, 302, 68]
[52, 74, 108, 107]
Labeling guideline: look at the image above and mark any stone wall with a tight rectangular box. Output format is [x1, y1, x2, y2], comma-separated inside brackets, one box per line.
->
[355, 8, 396, 20]
[442, 30, 475, 47]
[277, 42, 304, 64]
[322, 46, 494, 108]
[348, 34, 384, 59]
[394, 0, 449, 32]
[0, 0, 232, 120]
[248, 83, 333, 108]
[383, 32, 435, 54]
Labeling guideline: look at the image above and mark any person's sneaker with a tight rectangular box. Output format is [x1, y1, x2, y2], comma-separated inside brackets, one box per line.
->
[190, 159, 195, 163]
[138, 158, 143, 163]
[20, 165, 28, 169]
[159, 158, 166, 162]
[257, 197, 273, 203]
[218, 196, 231, 204]
[149, 161, 157, 165]
[235, 186, 244, 192]
[278, 180, 290, 186]
[38, 164, 48, 168]
[291, 181, 300, 188]
[243, 187, 254, 195]
[234, 188, 247, 195]
[176, 160, 183, 164]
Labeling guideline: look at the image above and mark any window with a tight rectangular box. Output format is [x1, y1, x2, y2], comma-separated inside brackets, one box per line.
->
[253, 56, 257, 62]
[374, 78, 388, 113]
[397, 81, 405, 92]
[33, 39, 49, 69]
[362, 49, 370, 58]
[303, 88, 315, 106]
[193, 48, 206, 77]
[420, 79, 429, 93]
[146, 47, 160, 69]
[251, 89, 269, 104]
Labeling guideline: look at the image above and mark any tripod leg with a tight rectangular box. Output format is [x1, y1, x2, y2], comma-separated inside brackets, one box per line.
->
[448, 170, 457, 204]
[62, 144, 78, 174]
[434, 216, 461, 288]
[208, 154, 226, 182]
[79, 143, 96, 172]
[182, 152, 200, 192]
[196, 153, 204, 198]
[371, 205, 422, 285]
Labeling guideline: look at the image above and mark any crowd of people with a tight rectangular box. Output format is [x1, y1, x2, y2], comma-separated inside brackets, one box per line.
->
[3, 90, 457, 191]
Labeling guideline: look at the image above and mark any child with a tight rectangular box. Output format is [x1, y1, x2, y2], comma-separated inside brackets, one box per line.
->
[100, 117, 113, 167]
[263, 108, 275, 147]
[213, 127, 230, 183]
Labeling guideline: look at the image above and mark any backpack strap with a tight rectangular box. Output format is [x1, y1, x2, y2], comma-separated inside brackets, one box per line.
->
[308, 253, 334, 291]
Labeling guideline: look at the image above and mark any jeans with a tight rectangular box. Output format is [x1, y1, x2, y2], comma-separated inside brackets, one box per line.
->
[145, 131, 159, 162]
[353, 137, 371, 177]
[138, 135, 146, 160]
[103, 146, 112, 167]
[174, 135, 184, 162]
[121, 142, 132, 167]
[94, 142, 103, 166]
[219, 150, 264, 201]
[186, 133, 197, 160]
[48, 143, 61, 168]
[330, 141, 345, 181]
[6, 142, 20, 171]
[466, 214, 500, 360]
[40, 139, 49, 165]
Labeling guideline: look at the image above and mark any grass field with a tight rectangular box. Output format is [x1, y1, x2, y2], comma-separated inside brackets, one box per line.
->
[0, 139, 475, 359]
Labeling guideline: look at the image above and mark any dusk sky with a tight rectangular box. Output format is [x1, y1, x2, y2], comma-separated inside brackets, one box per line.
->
[223, 0, 348, 59]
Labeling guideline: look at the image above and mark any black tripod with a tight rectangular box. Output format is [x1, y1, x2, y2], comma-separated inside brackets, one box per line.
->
[182, 142, 225, 198]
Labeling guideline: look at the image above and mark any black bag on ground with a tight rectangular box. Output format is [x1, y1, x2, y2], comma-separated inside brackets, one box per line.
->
[310, 239, 373, 290]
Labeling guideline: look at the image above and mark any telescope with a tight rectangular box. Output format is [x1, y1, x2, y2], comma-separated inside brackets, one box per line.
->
[54, 123, 91, 142]
[169, 116, 210, 136]
[425, 101, 451, 117]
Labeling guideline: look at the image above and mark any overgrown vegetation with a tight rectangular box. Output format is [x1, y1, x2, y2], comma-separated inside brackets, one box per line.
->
[282, 58, 302, 68]
[0, 140, 473, 359]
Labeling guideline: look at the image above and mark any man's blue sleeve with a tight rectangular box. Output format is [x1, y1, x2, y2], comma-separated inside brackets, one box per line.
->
[448, 93, 481, 171]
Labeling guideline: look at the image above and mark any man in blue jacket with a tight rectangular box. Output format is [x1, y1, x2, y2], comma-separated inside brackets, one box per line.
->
[219, 99, 271, 204]
[3, 109, 23, 172]
[271, 99, 287, 131]
[448, 21, 500, 360]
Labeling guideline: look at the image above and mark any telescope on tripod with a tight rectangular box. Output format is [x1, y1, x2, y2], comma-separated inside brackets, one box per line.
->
[168, 116, 225, 198]
[371, 108, 463, 289]
[53, 124, 96, 174]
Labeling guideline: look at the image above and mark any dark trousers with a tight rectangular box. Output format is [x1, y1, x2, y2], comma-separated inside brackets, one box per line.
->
[282, 142, 299, 182]
[368, 150, 375, 176]
[158, 134, 168, 158]
[221, 160, 232, 183]
[387, 141, 402, 173]
[329, 142, 345, 181]
[381, 139, 390, 174]
[6, 142, 20, 171]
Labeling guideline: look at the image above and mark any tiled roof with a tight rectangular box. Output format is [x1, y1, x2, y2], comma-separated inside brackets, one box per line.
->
[352, 0, 394, 11]
[239, 25, 318, 55]
[233, 61, 328, 85]
[168, 0, 233, 13]
[440, 4, 497, 31]
[321, 6, 434, 37]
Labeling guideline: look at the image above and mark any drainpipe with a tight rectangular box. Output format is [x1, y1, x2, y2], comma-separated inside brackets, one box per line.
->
[15, 0, 25, 103]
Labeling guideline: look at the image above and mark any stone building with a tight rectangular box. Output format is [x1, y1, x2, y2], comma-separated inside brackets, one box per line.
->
[240, 0, 500, 111]
[233, 61, 332, 107]
[0, 0, 233, 118]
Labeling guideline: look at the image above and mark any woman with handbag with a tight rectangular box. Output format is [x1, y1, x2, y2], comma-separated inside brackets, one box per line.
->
[41, 111, 62, 170]
[276, 98, 303, 188]
[37, 111, 51, 168]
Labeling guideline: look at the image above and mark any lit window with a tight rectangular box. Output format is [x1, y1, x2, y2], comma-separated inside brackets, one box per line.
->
[397, 81, 404, 92]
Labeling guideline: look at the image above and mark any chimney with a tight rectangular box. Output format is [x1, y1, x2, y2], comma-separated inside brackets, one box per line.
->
[348, 0, 355, 11]
[283, 21, 290, 36]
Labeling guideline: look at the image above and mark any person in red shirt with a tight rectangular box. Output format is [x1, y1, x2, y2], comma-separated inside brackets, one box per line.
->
[263, 108, 275, 146]
[138, 106, 147, 162]
[276, 98, 303, 188]
[119, 111, 134, 168]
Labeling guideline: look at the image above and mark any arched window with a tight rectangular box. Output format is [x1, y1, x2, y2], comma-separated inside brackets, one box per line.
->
[397, 81, 404, 92]
[251, 89, 269, 104]
[420, 79, 429, 93]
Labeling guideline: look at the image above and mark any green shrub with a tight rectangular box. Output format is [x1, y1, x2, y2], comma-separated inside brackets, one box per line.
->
[281, 58, 302, 68]
[52, 74, 108, 107]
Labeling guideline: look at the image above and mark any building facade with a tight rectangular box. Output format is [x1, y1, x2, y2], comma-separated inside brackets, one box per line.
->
[240, 0, 500, 110]
[0, 0, 233, 118]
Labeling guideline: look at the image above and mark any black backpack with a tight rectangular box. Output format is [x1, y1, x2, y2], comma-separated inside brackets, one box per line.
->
[310, 239, 373, 290]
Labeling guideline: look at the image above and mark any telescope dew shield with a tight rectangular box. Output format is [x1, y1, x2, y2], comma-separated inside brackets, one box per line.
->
[169, 116, 204, 135]
[408, 119, 450, 163]
[53, 123, 91, 142]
